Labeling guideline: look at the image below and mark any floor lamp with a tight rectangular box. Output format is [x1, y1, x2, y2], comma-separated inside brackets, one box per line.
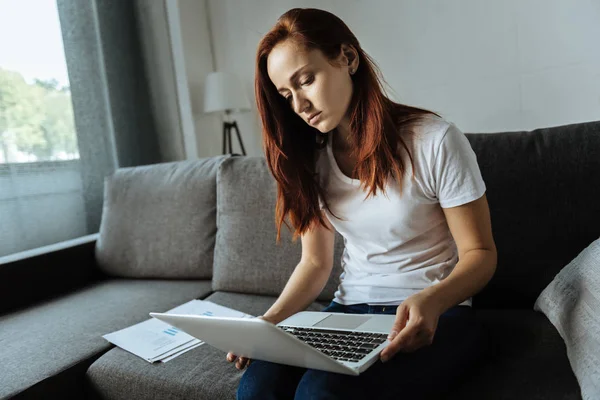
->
[203, 71, 251, 156]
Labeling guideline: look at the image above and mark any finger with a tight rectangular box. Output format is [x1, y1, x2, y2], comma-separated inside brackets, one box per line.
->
[227, 353, 237, 362]
[237, 359, 250, 370]
[403, 341, 426, 353]
[406, 325, 436, 352]
[388, 305, 409, 341]
[236, 357, 248, 369]
[381, 322, 420, 361]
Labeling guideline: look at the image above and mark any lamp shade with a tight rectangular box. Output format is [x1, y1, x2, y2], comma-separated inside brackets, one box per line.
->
[203, 71, 251, 113]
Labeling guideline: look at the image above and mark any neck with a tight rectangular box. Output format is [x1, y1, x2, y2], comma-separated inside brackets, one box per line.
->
[333, 117, 353, 151]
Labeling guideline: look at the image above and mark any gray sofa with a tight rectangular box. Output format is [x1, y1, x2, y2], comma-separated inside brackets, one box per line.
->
[2, 120, 599, 400]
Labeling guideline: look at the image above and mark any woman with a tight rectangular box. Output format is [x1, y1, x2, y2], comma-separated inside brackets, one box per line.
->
[228, 7, 497, 400]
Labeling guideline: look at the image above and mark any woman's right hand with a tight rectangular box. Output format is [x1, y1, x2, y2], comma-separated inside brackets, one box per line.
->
[226, 315, 278, 370]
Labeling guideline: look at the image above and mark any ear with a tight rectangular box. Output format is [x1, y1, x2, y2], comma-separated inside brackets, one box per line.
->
[340, 43, 359, 74]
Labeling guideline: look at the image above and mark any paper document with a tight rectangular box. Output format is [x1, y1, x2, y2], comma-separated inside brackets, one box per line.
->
[102, 299, 253, 363]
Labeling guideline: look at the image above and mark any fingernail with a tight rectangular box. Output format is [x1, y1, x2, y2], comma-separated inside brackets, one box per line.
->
[381, 355, 388, 363]
[387, 330, 397, 340]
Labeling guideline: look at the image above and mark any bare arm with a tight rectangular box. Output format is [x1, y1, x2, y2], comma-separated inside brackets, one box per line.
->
[227, 212, 336, 369]
[262, 213, 336, 324]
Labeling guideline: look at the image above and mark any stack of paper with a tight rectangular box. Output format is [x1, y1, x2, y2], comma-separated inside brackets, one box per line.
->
[102, 300, 254, 363]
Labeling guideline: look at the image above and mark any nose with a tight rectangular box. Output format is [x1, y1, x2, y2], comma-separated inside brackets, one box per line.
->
[292, 92, 310, 115]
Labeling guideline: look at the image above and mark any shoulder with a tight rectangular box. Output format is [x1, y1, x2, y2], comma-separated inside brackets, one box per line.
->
[399, 114, 455, 160]
[406, 114, 454, 145]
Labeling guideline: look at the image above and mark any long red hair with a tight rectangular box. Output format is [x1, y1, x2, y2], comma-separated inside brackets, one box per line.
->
[255, 8, 440, 242]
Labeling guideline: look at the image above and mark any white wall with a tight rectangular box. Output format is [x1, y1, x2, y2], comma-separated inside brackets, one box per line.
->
[180, 0, 600, 157]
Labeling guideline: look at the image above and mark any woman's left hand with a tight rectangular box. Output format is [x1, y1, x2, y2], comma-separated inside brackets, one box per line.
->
[379, 291, 444, 362]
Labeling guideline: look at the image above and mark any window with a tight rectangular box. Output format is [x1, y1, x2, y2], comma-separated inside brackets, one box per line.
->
[1, 0, 162, 259]
[0, 0, 77, 163]
[0, 0, 87, 257]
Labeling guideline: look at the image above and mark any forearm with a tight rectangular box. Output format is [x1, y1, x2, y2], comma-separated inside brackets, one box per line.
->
[263, 261, 332, 324]
[422, 249, 497, 315]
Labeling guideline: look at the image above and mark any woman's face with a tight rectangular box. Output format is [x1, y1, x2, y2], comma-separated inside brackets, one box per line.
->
[267, 40, 357, 133]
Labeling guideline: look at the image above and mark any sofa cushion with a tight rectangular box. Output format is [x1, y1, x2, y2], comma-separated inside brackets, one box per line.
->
[534, 237, 600, 399]
[85, 291, 326, 400]
[96, 156, 228, 279]
[466, 120, 600, 309]
[0, 279, 212, 399]
[212, 156, 344, 301]
[86, 301, 580, 400]
[447, 309, 581, 399]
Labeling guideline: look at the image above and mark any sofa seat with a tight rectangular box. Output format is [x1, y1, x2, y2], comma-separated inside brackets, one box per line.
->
[87, 301, 583, 400]
[85, 291, 327, 400]
[447, 309, 581, 399]
[0, 279, 212, 399]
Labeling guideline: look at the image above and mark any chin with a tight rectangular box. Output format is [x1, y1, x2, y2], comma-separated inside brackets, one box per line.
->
[315, 118, 336, 133]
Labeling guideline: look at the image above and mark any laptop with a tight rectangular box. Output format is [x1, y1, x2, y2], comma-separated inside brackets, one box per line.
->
[149, 310, 396, 376]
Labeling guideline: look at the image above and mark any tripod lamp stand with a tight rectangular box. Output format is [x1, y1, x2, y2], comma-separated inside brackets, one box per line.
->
[221, 113, 246, 155]
[203, 71, 251, 156]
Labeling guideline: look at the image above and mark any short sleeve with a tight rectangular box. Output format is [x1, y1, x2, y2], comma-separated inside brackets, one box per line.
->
[432, 123, 486, 208]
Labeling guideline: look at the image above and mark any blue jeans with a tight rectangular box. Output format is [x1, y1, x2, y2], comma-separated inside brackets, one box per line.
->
[237, 301, 490, 400]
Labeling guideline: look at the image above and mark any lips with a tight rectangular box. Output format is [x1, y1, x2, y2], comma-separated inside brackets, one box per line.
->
[308, 112, 322, 124]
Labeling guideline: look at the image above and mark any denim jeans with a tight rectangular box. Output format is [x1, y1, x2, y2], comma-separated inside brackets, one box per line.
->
[236, 301, 490, 400]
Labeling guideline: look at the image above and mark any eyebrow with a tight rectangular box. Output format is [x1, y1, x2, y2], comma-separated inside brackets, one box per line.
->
[277, 64, 310, 93]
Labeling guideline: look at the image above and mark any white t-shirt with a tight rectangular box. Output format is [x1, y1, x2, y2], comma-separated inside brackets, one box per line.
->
[316, 115, 486, 307]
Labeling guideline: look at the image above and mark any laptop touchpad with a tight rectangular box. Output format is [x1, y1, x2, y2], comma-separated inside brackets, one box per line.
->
[312, 314, 371, 330]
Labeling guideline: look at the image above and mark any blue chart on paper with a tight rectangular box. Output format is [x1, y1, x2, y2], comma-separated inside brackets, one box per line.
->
[163, 327, 179, 336]
[162, 311, 215, 336]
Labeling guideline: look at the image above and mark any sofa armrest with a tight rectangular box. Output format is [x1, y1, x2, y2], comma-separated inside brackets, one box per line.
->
[0, 234, 106, 315]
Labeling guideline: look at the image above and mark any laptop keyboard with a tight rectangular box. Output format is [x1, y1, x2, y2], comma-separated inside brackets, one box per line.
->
[279, 326, 388, 363]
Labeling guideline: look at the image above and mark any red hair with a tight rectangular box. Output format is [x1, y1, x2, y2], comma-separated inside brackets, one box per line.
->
[255, 8, 440, 242]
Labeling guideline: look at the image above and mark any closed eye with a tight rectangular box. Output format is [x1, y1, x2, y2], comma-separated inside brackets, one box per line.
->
[283, 74, 314, 105]
[301, 74, 314, 86]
